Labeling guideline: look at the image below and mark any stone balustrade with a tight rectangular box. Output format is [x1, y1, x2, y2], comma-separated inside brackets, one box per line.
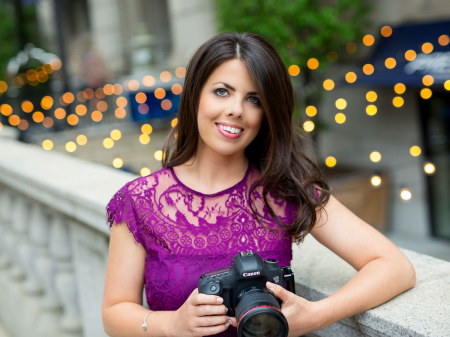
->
[0, 133, 449, 337]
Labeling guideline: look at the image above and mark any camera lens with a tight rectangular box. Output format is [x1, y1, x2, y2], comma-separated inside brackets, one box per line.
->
[235, 289, 288, 337]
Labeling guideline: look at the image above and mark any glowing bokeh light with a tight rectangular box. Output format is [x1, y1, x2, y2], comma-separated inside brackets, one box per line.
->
[142, 124, 153, 134]
[55, 108, 66, 119]
[371, 175, 381, 187]
[400, 188, 412, 201]
[67, 114, 79, 125]
[66, 141, 76, 152]
[110, 129, 122, 140]
[92, 110, 103, 122]
[128, 80, 140, 91]
[381, 26, 392, 37]
[363, 35, 375, 46]
[115, 108, 126, 118]
[95, 88, 106, 99]
[422, 43, 433, 54]
[422, 75, 434, 86]
[138, 104, 149, 114]
[420, 88, 432, 99]
[325, 156, 336, 167]
[75, 105, 87, 116]
[444, 80, 450, 91]
[77, 135, 87, 145]
[288, 65, 300, 76]
[370, 151, 381, 162]
[366, 91, 377, 102]
[103, 138, 114, 149]
[323, 79, 334, 91]
[160, 71, 171, 82]
[303, 121, 315, 132]
[136, 92, 147, 104]
[63, 92, 74, 104]
[424, 162, 435, 174]
[114, 84, 123, 95]
[97, 101, 108, 112]
[32, 111, 44, 123]
[438, 35, 449, 46]
[18, 120, 28, 130]
[43, 117, 54, 128]
[139, 134, 150, 144]
[410, 146, 421, 157]
[116, 97, 128, 108]
[172, 83, 183, 95]
[140, 167, 151, 176]
[0, 104, 13, 116]
[394, 83, 406, 94]
[307, 58, 319, 70]
[393, 97, 404, 107]
[175, 67, 186, 78]
[154, 150, 164, 161]
[113, 158, 123, 169]
[21, 101, 33, 113]
[306, 106, 317, 117]
[335, 98, 347, 110]
[154, 88, 166, 99]
[103, 84, 114, 95]
[366, 105, 377, 116]
[41, 96, 54, 110]
[335, 113, 346, 124]
[161, 99, 172, 110]
[385, 58, 396, 69]
[42, 140, 53, 150]
[9, 115, 20, 126]
[143, 76, 155, 87]
[363, 64, 374, 75]
[171, 119, 178, 127]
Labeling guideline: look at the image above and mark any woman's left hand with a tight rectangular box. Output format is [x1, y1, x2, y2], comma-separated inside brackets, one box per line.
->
[228, 281, 324, 337]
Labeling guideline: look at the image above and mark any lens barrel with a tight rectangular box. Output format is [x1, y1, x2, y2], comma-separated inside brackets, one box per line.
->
[235, 289, 288, 337]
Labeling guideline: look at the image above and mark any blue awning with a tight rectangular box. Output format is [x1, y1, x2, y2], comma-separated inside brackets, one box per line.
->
[351, 20, 450, 87]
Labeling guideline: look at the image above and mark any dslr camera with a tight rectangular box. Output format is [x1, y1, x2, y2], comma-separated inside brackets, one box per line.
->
[198, 251, 295, 337]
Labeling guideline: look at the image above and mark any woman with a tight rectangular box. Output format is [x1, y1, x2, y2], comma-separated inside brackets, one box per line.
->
[102, 32, 416, 337]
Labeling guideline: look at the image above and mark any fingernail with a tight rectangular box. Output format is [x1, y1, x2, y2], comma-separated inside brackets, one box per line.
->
[266, 281, 275, 289]
[225, 322, 230, 328]
[226, 307, 229, 313]
[226, 316, 229, 320]
[228, 319, 232, 325]
[217, 297, 223, 303]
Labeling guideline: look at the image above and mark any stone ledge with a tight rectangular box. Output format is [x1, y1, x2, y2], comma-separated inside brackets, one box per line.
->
[0, 137, 138, 233]
[293, 235, 450, 337]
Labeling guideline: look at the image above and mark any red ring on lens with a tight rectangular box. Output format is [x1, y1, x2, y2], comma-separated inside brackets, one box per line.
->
[237, 305, 283, 328]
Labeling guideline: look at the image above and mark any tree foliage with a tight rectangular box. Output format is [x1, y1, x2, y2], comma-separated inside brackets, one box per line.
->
[212, 0, 372, 125]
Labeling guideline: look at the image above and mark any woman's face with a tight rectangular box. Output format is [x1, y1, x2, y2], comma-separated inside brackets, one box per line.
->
[196, 59, 265, 159]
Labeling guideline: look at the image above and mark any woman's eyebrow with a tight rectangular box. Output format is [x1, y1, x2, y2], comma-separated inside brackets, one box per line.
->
[212, 82, 259, 95]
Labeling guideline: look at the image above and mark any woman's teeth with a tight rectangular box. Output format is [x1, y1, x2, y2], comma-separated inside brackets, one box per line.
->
[217, 124, 243, 134]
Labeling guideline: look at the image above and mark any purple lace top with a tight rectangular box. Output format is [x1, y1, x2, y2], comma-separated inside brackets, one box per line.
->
[106, 163, 318, 337]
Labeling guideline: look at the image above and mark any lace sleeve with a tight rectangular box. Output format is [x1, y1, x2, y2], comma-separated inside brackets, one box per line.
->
[106, 181, 144, 247]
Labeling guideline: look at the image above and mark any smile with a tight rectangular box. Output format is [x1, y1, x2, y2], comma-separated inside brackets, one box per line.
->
[215, 123, 244, 139]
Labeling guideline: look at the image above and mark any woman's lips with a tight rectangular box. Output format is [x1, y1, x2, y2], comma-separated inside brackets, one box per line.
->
[215, 123, 244, 139]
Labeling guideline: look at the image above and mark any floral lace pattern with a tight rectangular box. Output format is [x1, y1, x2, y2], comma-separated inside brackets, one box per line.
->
[106, 163, 318, 337]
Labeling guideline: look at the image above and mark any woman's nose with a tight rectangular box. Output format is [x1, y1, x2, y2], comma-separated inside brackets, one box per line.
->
[226, 97, 244, 118]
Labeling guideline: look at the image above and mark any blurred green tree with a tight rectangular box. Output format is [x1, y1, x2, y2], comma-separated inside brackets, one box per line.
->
[0, 1, 40, 81]
[212, 0, 372, 133]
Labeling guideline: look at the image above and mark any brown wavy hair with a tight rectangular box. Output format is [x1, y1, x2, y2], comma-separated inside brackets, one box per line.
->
[162, 32, 330, 244]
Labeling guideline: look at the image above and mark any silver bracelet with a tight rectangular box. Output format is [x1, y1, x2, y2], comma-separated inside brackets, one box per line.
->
[142, 311, 153, 331]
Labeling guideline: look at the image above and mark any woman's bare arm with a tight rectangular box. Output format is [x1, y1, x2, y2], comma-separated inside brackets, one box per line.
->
[310, 194, 416, 329]
[102, 222, 173, 337]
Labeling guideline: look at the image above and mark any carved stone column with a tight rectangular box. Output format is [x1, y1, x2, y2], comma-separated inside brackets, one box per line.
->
[9, 194, 28, 282]
[50, 213, 82, 335]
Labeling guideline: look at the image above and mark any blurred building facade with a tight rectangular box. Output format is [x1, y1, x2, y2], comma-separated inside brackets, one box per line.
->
[13, 0, 450, 258]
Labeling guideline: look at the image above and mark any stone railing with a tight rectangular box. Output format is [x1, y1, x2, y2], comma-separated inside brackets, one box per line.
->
[0, 133, 448, 337]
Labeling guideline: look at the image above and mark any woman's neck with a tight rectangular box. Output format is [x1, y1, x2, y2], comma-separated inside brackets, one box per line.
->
[173, 151, 249, 195]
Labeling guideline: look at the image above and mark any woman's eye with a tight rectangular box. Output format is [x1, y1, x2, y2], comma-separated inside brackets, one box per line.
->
[214, 89, 260, 105]
[215, 88, 228, 96]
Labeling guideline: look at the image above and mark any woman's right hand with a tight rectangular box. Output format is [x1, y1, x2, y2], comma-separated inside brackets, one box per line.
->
[170, 288, 231, 337]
